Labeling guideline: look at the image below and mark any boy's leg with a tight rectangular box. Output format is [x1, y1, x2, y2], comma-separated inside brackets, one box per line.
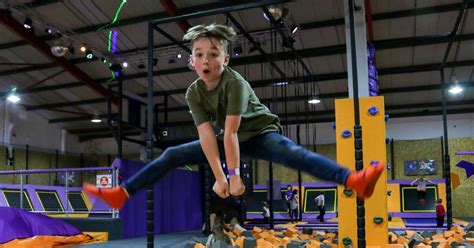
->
[240, 132, 384, 198]
[84, 140, 209, 209]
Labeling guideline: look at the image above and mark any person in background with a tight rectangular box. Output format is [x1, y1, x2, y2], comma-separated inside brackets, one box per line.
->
[411, 177, 436, 205]
[285, 185, 293, 218]
[289, 189, 299, 223]
[262, 201, 270, 224]
[435, 198, 445, 228]
[314, 193, 325, 222]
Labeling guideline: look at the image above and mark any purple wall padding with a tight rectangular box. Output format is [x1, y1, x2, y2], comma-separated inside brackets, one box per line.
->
[117, 159, 202, 238]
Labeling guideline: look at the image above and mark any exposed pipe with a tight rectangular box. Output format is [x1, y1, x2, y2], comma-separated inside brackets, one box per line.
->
[0, 9, 118, 105]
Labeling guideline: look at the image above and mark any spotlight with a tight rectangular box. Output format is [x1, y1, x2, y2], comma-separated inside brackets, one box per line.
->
[23, 17, 32, 29]
[80, 45, 87, 53]
[291, 24, 299, 34]
[176, 53, 182, 59]
[45, 27, 53, 35]
[101, 57, 107, 64]
[85, 50, 94, 60]
[263, 5, 288, 21]
[282, 37, 296, 48]
[122, 61, 128, 68]
[233, 44, 243, 56]
[91, 113, 102, 123]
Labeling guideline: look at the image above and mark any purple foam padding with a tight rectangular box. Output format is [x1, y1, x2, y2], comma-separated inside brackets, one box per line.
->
[391, 212, 436, 218]
[404, 218, 440, 227]
[0, 206, 81, 244]
[253, 182, 337, 190]
[302, 213, 337, 219]
[455, 151, 474, 155]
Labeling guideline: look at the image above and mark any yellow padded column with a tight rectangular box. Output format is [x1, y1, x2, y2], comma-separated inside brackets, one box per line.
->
[336, 96, 388, 247]
[360, 96, 388, 246]
[335, 98, 358, 247]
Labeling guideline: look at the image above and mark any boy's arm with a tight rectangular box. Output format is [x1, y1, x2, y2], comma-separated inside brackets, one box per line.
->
[224, 114, 245, 196]
[197, 122, 229, 198]
[410, 178, 418, 186]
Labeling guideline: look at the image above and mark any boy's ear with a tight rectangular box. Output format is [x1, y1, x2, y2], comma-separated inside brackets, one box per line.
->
[223, 54, 230, 66]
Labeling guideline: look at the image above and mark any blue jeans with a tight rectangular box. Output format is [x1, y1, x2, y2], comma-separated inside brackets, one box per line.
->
[123, 132, 351, 195]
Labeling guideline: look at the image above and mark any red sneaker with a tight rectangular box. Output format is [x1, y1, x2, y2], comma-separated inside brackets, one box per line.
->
[345, 162, 384, 199]
[83, 183, 129, 209]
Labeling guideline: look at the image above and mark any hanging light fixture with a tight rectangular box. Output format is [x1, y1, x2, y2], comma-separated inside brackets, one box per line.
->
[6, 87, 20, 103]
[308, 97, 321, 104]
[233, 43, 243, 56]
[23, 17, 32, 29]
[91, 113, 102, 123]
[448, 75, 464, 95]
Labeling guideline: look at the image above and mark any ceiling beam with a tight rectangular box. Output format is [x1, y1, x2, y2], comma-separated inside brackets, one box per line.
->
[74, 107, 474, 141]
[0, 9, 117, 105]
[1, 1, 471, 52]
[3, 27, 474, 79]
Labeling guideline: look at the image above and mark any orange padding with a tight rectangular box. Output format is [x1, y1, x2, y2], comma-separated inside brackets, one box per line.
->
[2, 233, 93, 248]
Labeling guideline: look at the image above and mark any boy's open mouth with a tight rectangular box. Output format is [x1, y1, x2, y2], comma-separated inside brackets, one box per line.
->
[203, 69, 210, 74]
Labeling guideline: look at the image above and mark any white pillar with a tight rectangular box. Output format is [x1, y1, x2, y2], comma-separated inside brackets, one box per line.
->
[344, 0, 370, 97]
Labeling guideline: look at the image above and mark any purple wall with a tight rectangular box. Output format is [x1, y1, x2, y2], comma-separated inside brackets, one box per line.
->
[117, 159, 202, 238]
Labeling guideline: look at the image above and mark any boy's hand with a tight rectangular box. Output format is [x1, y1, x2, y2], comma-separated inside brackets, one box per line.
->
[213, 180, 230, 198]
[229, 175, 245, 196]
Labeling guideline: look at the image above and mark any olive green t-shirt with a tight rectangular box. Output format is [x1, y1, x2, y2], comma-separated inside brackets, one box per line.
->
[185, 67, 282, 142]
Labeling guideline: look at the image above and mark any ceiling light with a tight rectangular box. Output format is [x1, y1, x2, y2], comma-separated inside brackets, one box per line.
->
[80, 45, 87, 52]
[308, 98, 321, 104]
[7, 94, 20, 103]
[85, 50, 94, 60]
[176, 53, 182, 59]
[233, 44, 243, 56]
[291, 24, 299, 34]
[6, 87, 20, 103]
[23, 17, 32, 29]
[273, 81, 288, 86]
[122, 61, 128, 68]
[448, 85, 463, 94]
[91, 113, 102, 123]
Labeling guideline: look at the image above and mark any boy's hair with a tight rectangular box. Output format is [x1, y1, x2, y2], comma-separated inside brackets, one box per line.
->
[183, 23, 236, 54]
[437, 198, 442, 203]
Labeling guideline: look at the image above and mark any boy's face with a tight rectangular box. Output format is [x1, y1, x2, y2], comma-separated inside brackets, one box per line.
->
[190, 37, 229, 85]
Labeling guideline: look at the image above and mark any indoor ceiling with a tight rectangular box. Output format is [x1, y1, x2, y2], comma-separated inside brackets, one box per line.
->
[0, 0, 472, 144]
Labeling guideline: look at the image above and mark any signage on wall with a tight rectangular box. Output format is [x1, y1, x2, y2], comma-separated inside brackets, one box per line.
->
[404, 159, 437, 176]
[96, 175, 112, 188]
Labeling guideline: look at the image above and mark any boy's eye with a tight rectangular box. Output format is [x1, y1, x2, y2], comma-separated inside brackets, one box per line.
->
[211, 53, 218, 57]
[195, 53, 203, 58]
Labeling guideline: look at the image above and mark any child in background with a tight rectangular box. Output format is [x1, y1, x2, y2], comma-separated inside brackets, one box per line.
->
[435, 198, 445, 227]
